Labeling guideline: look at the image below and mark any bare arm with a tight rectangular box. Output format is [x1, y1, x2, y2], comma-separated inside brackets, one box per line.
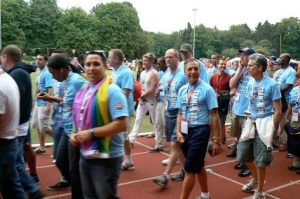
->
[285, 103, 292, 123]
[210, 108, 222, 155]
[176, 109, 184, 143]
[123, 88, 131, 99]
[272, 99, 282, 134]
[70, 116, 128, 145]
[141, 72, 158, 97]
[229, 66, 243, 89]
[281, 84, 293, 93]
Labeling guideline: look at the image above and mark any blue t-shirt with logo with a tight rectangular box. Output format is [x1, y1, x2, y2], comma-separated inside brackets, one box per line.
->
[288, 86, 300, 111]
[63, 72, 87, 136]
[176, 80, 218, 126]
[246, 76, 281, 119]
[36, 67, 55, 106]
[111, 65, 135, 116]
[108, 83, 129, 158]
[233, 69, 269, 116]
[273, 66, 296, 99]
[178, 60, 209, 83]
[162, 69, 188, 110]
[51, 81, 64, 130]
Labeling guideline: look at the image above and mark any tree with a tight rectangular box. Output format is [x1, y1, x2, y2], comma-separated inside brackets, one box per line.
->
[27, 0, 61, 51]
[1, 0, 30, 49]
[55, 7, 99, 55]
[92, 2, 151, 59]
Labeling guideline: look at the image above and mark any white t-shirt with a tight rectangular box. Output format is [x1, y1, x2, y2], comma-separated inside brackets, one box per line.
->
[0, 71, 20, 139]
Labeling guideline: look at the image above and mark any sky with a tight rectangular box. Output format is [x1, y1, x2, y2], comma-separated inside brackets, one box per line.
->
[57, 0, 300, 34]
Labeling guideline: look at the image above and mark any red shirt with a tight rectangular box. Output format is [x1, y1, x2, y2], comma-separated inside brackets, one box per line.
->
[210, 72, 231, 92]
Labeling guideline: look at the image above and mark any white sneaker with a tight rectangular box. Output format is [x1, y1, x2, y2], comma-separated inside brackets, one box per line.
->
[161, 158, 181, 166]
[242, 178, 258, 193]
[252, 191, 266, 199]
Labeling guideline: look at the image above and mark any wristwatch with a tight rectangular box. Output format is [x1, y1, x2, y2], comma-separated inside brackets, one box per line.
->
[89, 128, 95, 138]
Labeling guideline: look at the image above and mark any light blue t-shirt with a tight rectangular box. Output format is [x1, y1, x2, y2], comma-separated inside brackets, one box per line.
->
[207, 66, 218, 80]
[36, 67, 55, 106]
[107, 83, 129, 158]
[176, 80, 218, 126]
[51, 81, 64, 130]
[246, 76, 281, 119]
[63, 72, 87, 136]
[233, 69, 269, 116]
[273, 66, 296, 99]
[288, 86, 300, 111]
[111, 65, 135, 116]
[178, 60, 209, 83]
[162, 69, 188, 110]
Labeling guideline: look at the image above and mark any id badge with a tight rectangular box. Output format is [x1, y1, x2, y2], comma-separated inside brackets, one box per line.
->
[235, 93, 240, 101]
[181, 118, 188, 135]
[164, 96, 168, 111]
[292, 110, 299, 122]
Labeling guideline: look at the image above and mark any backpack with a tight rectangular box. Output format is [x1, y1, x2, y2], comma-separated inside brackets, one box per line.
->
[133, 80, 142, 102]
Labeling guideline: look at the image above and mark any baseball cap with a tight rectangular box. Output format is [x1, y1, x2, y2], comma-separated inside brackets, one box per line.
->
[180, 43, 192, 53]
[238, 47, 255, 55]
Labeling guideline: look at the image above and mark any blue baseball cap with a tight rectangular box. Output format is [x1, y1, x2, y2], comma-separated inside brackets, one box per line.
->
[238, 47, 255, 55]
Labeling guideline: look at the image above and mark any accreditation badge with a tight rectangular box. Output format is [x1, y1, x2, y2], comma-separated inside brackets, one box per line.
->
[181, 118, 188, 135]
[292, 110, 299, 122]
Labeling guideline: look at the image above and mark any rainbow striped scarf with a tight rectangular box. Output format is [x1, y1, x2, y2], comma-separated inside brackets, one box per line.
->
[73, 75, 112, 158]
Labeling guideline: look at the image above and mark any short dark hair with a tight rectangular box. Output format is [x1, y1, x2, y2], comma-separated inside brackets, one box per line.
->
[2, 45, 22, 63]
[249, 53, 267, 72]
[86, 50, 107, 65]
[37, 53, 48, 61]
[47, 55, 69, 70]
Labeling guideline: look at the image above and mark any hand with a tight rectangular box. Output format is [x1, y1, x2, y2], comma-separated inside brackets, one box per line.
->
[72, 130, 93, 145]
[70, 134, 79, 146]
[36, 92, 48, 99]
[212, 142, 222, 156]
[176, 132, 184, 144]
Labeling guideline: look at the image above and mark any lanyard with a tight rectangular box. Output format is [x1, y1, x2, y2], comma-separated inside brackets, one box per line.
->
[216, 73, 225, 92]
[78, 88, 93, 131]
[186, 81, 199, 108]
[167, 69, 179, 88]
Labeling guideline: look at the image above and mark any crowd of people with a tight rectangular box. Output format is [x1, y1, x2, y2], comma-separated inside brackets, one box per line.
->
[0, 43, 299, 199]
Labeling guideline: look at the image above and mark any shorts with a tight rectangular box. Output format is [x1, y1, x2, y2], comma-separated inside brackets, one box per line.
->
[165, 109, 179, 142]
[181, 125, 210, 173]
[31, 104, 51, 132]
[230, 114, 246, 137]
[237, 131, 273, 167]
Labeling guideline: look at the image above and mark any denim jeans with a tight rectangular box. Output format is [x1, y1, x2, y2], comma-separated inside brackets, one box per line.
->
[16, 136, 40, 197]
[0, 138, 26, 199]
[53, 127, 64, 159]
[165, 109, 179, 142]
[80, 156, 123, 199]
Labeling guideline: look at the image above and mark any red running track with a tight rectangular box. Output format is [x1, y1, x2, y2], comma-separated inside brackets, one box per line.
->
[33, 134, 300, 199]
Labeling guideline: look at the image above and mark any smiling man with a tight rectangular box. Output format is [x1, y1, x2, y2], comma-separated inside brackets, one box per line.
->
[176, 58, 221, 199]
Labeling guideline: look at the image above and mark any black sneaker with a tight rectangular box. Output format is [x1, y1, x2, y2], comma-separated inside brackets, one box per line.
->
[234, 162, 245, 170]
[47, 181, 70, 190]
[31, 174, 40, 184]
[149, 146, 164, 152]
[171, 169, 185, 181]
[239, 168, 251, 177]
[31, 190, 45, 199]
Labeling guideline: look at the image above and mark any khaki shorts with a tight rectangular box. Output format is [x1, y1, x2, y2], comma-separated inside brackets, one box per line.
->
[31, 104, 51, 132]
[230, 114, 246, 137]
